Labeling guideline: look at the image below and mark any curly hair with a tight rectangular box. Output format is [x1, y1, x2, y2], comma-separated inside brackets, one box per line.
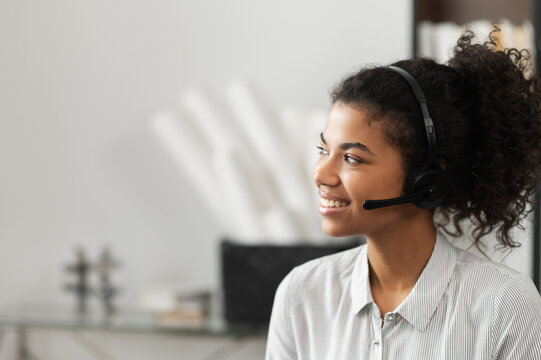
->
[330, 28, 541, 249]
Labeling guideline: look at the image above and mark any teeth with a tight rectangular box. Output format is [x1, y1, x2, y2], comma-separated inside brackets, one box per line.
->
[320, 198, 349, 208]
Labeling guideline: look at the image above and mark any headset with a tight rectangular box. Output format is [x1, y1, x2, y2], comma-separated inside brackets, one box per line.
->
[363, 66, 450, 210]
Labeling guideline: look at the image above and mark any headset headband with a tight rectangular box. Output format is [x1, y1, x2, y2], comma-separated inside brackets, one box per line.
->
[386, 66, 439, 165]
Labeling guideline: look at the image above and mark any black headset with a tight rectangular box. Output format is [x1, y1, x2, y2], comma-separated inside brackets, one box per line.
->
[363, 66, 450, 210]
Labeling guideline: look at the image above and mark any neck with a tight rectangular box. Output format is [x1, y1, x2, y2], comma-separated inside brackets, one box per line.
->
[366, 210, 436, 293]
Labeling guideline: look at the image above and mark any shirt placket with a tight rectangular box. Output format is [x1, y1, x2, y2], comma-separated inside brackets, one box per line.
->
[370, 304, 400, 360]
[370, 305, 383, 360]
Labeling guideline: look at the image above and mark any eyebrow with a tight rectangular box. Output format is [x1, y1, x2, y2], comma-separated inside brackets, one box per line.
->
[320, 132, 375, 155]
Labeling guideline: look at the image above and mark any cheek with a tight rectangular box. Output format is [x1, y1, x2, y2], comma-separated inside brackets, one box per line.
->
[320, 197, 409, 237]
[371, 173, 405, 198]
[345, 166, 405, 203]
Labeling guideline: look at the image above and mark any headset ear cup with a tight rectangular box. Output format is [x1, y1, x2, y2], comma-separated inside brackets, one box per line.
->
[404, 167, 422, 194]
[407, 166, 450, 209]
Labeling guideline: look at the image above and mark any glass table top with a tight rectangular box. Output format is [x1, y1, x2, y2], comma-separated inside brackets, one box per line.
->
[0, 305, 267, 337]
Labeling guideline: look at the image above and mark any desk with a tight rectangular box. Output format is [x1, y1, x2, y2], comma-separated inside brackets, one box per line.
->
[0, 306, 267, 360]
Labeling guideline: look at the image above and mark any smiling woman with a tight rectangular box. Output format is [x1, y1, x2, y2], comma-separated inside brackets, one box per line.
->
[266, 28, 541, 360]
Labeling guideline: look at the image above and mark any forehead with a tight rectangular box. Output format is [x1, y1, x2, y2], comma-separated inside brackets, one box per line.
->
[324, 102, 390, 149]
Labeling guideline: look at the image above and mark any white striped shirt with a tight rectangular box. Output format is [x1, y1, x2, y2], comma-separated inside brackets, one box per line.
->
[265, 231, 541, 359]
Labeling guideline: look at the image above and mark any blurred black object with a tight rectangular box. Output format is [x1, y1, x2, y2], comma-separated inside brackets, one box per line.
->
[65, 248, 91, 314]
[221, 238, 364, 325]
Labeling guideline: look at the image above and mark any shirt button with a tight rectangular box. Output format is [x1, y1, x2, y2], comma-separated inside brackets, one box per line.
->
[387, 314, 395, 321]
[373, 339, 379, 345]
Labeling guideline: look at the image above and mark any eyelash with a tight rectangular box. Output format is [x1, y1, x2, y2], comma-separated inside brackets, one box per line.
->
[345, 155, 362, 164]
[316, 146, 363, 164]
[316, 145, 328, 155]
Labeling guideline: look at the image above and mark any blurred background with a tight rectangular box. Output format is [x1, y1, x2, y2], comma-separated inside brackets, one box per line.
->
[0, 0, 539, 359]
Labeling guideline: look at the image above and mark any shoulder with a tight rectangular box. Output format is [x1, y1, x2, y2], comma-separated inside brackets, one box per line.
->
[452, 245, 536, 293]
[443, 242, 541, 317]
[448, 244, 541, 356]
[480, 259, 541, 358]
[278, 244, 364, 308]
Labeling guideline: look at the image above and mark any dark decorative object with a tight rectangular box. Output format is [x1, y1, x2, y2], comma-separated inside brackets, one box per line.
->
[221, 238, 364, 325]
[65, 248, 91, 313]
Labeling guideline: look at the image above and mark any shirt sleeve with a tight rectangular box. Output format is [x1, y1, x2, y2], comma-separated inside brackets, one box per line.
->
[491, 273, 541, 360]
[265, 270, 298, 360]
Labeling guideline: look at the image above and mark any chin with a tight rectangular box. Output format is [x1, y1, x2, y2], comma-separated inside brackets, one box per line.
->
[321, 221, 358, 238]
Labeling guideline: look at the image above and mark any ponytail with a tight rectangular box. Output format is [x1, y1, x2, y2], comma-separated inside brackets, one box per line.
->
[441, 28, 541, 248]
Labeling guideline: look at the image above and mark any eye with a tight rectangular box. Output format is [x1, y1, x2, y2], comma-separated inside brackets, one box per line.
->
[316, 145, 329, 155]
[345, 154, 362, 164]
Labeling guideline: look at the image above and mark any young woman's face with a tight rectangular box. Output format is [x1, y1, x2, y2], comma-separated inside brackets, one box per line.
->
[313, 102, 414, 237]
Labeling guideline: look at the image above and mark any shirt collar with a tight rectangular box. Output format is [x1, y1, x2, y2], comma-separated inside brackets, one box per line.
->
[350, 231, 458, 332]
[350, 244, 373, 314]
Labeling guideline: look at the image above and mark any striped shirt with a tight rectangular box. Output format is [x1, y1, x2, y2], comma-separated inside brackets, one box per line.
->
[265, 231, 541, 359]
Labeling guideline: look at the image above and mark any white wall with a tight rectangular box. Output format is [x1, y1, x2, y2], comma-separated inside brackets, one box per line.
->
[1, 0, 535, 315]
[0, 0, 413, 309]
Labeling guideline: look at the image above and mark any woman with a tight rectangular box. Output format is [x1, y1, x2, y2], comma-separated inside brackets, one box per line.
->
[266, 30, 541, 359]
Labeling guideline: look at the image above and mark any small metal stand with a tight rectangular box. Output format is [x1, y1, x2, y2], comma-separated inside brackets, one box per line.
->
[95, 248, 118, 316]
[65, 248, 92, 314]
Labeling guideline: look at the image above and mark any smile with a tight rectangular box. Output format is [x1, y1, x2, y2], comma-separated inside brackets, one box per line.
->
[319, 198, 350, 208]
[318, 194, 351, 216]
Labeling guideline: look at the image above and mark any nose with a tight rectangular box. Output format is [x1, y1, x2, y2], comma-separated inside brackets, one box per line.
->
[313, 156, 341, 188]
